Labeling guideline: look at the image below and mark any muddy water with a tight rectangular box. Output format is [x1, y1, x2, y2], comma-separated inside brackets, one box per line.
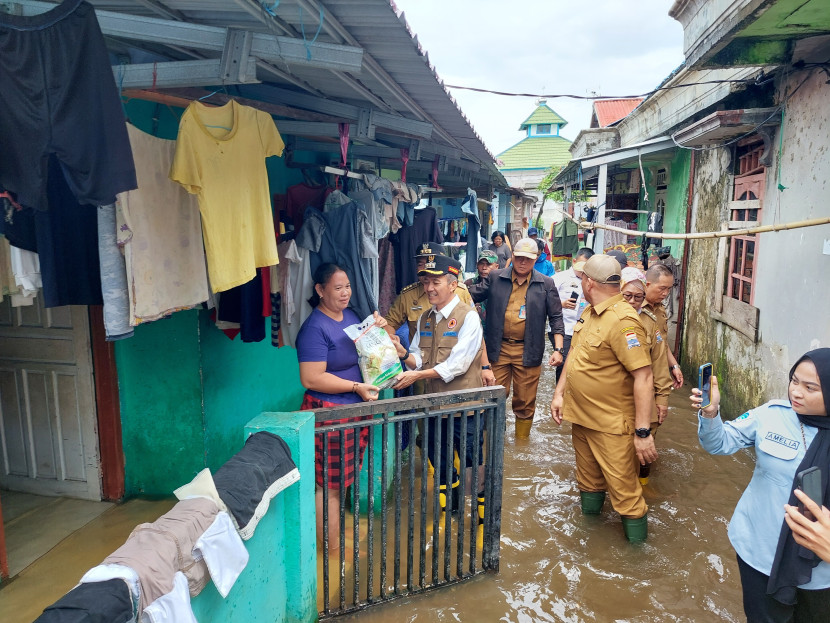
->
[341, 370, 756, 622]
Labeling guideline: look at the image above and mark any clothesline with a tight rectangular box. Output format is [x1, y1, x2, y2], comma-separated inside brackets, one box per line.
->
[555, 209, 830, 240]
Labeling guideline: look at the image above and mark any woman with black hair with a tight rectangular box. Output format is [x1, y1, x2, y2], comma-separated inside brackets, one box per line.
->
[692, 349, 830, 622]
[488, 230, 512, 268]
[296, 262, 384, 544]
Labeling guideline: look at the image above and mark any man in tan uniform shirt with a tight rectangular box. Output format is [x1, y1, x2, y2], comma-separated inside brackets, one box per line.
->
[620, 267, 673, 486]
[644, 263, 684, 389]
[550, 254, 656, 543]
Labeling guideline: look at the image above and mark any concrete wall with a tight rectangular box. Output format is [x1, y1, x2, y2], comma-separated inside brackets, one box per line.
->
[680, 68, 830, 417]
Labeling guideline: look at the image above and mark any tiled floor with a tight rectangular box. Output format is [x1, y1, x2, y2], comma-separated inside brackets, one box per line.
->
[0, 495, 175, 623]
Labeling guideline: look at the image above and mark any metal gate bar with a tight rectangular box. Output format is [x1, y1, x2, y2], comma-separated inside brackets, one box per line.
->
[314, 387, 506, 619]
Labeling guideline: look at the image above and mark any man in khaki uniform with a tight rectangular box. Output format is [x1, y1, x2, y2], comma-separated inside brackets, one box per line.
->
[393, 255, 484, 516]
[644, 263, 684, 389]
[550, 254, 656, 542]
[620, 267, 673, 486]
[385, 241, 473, 342]
[468, 238, 564, 438]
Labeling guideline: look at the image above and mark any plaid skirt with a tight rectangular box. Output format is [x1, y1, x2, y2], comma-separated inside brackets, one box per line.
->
[301, 393, 370, 489]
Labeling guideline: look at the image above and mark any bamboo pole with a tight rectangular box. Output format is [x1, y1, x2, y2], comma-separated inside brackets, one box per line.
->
[560, 212, 830, 241]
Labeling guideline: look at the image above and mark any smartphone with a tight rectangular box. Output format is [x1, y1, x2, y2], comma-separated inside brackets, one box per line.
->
[570, 291, 579, 300]
[698, 363, 713, 408]
[797, 466, 823, 521]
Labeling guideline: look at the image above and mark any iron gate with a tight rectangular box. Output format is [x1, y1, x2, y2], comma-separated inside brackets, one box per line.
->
[312, 387, 506, 618]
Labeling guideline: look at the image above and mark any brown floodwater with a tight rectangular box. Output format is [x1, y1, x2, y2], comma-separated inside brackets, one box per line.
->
[339, 369, 756, 622]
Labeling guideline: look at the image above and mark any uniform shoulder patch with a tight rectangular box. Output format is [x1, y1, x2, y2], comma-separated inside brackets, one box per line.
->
[400, 282, 420, 293]
[624, 331, 641, 349]
[620, 326, 638, 334]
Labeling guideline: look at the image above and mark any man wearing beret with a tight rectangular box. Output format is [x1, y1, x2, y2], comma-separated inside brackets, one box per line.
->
[393, 255, 485, 517]
[550, 254, 656, 542]
[468, 237, 565, 438]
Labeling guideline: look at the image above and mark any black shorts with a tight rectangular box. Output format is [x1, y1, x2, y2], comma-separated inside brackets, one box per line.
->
[0, 0, 136, 211]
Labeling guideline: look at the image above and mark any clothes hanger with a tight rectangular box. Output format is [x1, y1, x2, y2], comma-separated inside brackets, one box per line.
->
[199, 86, 233, 131]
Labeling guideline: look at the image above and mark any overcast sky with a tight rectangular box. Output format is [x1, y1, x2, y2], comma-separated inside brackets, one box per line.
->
[394, 0, 687, 156]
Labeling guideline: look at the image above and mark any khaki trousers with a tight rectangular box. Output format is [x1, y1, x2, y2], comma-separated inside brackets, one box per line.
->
[571, 423, 647, 519]
[492, 341, 542, 421]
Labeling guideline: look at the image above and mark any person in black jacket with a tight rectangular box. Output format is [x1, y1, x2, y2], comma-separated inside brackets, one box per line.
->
[468, 238, 565, 438]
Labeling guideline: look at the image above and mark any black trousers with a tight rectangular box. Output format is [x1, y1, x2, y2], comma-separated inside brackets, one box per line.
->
[737, 554, 830, 623]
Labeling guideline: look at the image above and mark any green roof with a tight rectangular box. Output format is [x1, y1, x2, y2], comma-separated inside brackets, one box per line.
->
[518, 102, 567, 130]
[497, 136, 572, 170]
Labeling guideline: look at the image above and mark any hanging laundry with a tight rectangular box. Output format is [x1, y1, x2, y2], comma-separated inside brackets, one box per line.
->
[393, 205, 443, 288]
[80, 564, 141, 614]
[296, 203, 377, 320]
[170, 100, 282, 293]
[117, 124, 210, 326]
[284, 182, 332, 233]
[104, 497, 219, 612]
[98, 204, 133, 341]
[0, 236, 21, 303]
[2, 155, 104, 308]
[0, 0, 137, 213]
[213, 432, 300, 540]
[277, 239, 313, 349]
[215, 271, 266, 343]
[140, 572, 198, 623]
[33, 578, 134, 623]
[192, 512, 249, 598]
[377, 237, 396, 317]
[9, 245, 40, 298]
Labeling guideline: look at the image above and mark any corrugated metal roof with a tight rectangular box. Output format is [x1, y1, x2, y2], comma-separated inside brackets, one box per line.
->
[18, 0, 506, 192]
[518, 102, 568, 130]
[496, 136, 572, 170]
[590, 98, 644, 128]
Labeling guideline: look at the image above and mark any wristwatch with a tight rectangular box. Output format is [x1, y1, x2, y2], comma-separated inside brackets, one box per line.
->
[671, 364, 680, 371]
[553, 348, 566, 354]
[635, 428, 652, 438]
[481, 365, 491, 370]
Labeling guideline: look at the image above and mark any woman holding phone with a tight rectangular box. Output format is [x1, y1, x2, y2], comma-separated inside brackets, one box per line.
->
[691, 348, 830, 622]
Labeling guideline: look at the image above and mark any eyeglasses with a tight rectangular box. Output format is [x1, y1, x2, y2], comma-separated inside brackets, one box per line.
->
[622, 293, 645, 302]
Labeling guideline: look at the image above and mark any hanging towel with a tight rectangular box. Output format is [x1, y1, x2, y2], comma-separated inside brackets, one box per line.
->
[117, 124, 209, 325]
[97, 203, 133, 340]
[34, 578, 134, 623]
[214, 432, 300, 540]
[140, 572, 198, 623]
[192, 512, 249, 597]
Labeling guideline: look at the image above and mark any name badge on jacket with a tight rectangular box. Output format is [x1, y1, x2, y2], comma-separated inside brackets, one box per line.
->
[518, 304, 526, 320]
[758, 431, 800, 461]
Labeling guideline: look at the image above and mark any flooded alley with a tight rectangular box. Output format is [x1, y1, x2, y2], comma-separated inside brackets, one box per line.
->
[341, 372, 755, 622]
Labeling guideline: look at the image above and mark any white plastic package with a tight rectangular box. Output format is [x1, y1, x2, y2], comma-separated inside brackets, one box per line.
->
[343, 314, 403, 389]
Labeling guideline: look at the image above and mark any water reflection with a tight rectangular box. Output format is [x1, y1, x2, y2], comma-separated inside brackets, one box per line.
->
[341, 366, 754, 622]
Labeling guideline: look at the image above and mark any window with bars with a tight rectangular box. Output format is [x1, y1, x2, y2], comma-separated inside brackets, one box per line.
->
[725, 137, 764, 306]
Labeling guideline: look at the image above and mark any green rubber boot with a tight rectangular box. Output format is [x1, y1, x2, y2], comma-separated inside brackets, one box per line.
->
[579, 491, 606, 515]
[621, 513, 648, 543]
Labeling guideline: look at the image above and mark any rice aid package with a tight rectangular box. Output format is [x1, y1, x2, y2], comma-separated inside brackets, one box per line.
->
[344, 314, 403, 389]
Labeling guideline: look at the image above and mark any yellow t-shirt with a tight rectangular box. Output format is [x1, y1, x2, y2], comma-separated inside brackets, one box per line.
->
[170, 100, 284, 292]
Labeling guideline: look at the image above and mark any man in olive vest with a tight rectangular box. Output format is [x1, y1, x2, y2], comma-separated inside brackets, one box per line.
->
[392, 254, 484, 516]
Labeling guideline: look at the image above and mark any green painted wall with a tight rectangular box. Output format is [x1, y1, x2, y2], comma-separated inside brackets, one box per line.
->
[637, 149, 690, 260]
[115, 311, 204, 495]
[200, 315, 306, 471]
